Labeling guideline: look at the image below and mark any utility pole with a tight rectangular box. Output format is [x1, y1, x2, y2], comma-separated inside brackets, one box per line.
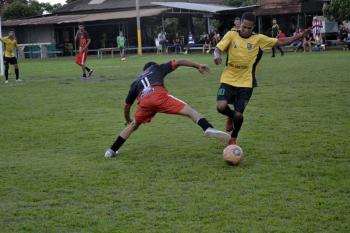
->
[0, 17, 4, 76]
[136, 0, 142, 55]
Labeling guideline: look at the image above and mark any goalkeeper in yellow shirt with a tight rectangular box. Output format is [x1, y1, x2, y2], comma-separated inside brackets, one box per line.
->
[214, 12, 305, 145]
[0, 31, 21, 83]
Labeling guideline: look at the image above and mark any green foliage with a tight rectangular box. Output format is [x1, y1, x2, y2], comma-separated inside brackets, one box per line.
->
[2, 1, 39, 19]
[1, 0, 62, 20]
[0, 52, 350, 232]
[39, 2, 62, 13]
[324, 0, 350, 22]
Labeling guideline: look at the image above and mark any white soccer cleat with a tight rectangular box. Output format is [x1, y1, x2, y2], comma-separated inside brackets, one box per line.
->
[104, 149, 118, 158]
[204, 127, 231, 143]
[87, 69, 94, 78]
[16, 79, 22, 82]
[4, 80, 9, 84]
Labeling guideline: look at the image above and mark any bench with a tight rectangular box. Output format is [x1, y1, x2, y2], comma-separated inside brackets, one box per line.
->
[97, 47, 120, 59]
[97, 46, 160, 58]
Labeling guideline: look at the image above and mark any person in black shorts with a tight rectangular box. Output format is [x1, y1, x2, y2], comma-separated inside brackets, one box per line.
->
[214, 12, 305, 145]
[0, 31, 21, 83]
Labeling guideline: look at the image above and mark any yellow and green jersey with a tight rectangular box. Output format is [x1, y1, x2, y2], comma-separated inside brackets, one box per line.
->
[216, 31, 277, 88]
[0, 36, 17, 58]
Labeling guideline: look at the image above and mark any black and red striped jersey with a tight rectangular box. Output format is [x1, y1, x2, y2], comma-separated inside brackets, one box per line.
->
[125, 60, 177, 106]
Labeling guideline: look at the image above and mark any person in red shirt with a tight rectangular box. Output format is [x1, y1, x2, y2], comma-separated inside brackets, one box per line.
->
[75, 23, 93, 80]
[277, 30, 286, 39]
[104, 59, 231, 158]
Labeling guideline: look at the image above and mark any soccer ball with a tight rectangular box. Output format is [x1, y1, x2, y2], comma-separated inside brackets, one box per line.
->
[223, 144, 244, 165]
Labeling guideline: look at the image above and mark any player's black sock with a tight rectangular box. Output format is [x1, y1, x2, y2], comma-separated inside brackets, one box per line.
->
[231, 115, 243, 138]
[15, 68, 19, 80]
[85, 67, 91, 72]
[197, 118, 213, 131]
[82, 73, 87, 77]
[111, 136, 126, 152]
[5, 65, 9, 80]
[217, 105, 234, 118]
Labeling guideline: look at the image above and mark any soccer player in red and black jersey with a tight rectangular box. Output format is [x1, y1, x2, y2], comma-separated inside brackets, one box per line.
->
[104, 59, 231, 158]
[75, 23, 93, 79]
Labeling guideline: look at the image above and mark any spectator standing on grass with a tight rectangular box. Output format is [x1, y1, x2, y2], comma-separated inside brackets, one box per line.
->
[157, 31, 168, 53]
[271, 18, 284, 57]
[117, 31, 126, 61]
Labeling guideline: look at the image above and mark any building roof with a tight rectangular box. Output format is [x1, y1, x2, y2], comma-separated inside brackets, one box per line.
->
[55, 0, 226, 14]
[3, 8, 167, 26]
[255, 0, 302, 15]
[255, 0, 326, 16]
[151, 2, 256, 13]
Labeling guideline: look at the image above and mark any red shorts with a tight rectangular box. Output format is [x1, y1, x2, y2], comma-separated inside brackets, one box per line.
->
[135, 87, 187, 124]
[75, 51, 88, 65]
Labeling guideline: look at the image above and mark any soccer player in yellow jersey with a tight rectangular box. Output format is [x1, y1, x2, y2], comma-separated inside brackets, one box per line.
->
[0, 31, 21, 83]
[214, 12, 305, 145]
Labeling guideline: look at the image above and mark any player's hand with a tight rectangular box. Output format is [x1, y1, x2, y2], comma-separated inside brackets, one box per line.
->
[198, 64, 210, 75]
[214, 57, 222, 65]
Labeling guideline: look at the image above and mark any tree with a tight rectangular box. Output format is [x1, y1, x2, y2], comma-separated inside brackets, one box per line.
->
[324, 0, 350, 22]
[1, 0, 62, 20]
[225, 0, 256, 7]
[40, 2, 62, 13]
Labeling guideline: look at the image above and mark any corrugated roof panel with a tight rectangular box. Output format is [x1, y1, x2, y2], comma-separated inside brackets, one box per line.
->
[54, 0, 226, 14]
[151, 2, 239, 13]
[3, 8, 166, 26]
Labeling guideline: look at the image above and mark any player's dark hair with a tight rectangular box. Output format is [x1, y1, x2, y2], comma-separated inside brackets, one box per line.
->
[143, 62, 157, 71]
[234, 17, 240, 20]
[241, 12, 256, 23]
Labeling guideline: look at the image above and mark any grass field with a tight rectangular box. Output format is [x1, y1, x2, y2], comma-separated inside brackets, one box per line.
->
[0, 51, 349, 232]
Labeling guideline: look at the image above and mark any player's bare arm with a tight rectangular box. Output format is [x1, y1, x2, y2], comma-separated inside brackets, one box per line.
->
[82, 38, 91, 52]
[124, 104, 132, 125]
[175, 60, 210, 74]
[275, 30, 305, 47]
[213, 48, 222, 65]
